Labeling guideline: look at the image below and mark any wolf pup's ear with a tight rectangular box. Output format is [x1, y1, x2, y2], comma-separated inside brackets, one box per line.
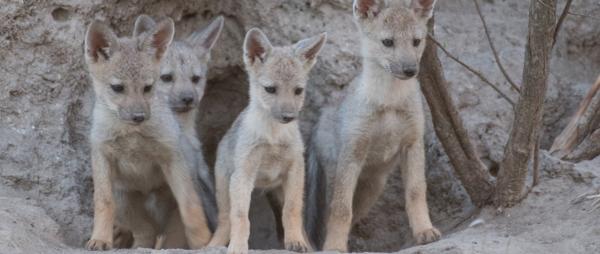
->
[411, 0, 436, 20]
[186, 16, 224, 54]
[353, 0, 384, 20]
[85, 21, 118, 64]
[243, 28, 273, 67]
[133, 14, 156, 37]
[141, 17, 175, 61]
[294, 33, 327, 70]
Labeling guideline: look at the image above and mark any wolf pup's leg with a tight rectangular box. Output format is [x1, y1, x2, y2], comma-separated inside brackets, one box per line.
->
[322, 134, 371, 252]
[209, 158, 233, 247]
[401, 140, 440, 244]
[282, 157, 311, 252]
[86, 148, 116, 251]
[160, 209, 187, 249]
[351, 154, 402, 223]
[351, 171, 389, 224]
[227, 155, 260, 254]
[266, 191, 284, 243]
[114, 191, 158, 248]
[112, 225, 133, 249]
[162, 158, 211, 249]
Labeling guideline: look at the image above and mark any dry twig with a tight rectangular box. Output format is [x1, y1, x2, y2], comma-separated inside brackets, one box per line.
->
[553, 0, 574, 47]
[572, 191, 600, 212]
[428, 34, 516, 107]
[472, 0, 521, 93]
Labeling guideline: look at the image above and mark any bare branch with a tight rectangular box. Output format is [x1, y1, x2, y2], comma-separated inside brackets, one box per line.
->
[420, 17, 495, 206]
[495, 0, 557, 207]
[550, 76, 600, 159]
[553, 0, 574, 48]
[428, 34, 516, 107]
[537, 0, 600, 20]
[565, 10, 600, 20]
[472, 0, 521, 93]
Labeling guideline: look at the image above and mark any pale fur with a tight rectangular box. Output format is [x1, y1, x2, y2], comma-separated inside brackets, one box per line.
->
[83, 17, 211, 250]
[130, 15, 225, 249]
[305, 0, 440, 251]
[208, 28, 326, 254]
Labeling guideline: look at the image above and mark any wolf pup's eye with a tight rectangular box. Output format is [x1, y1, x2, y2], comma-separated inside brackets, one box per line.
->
[264, 86, 277, 94]
[111, 84, 124, 93]
[143, 85, 153, 93]
[382, 39, 394, 47]
[294, 87, 304, 95]
[191, 75, 201, 84]
[160, 74, 173, 82]
[413, 38, 421, 47]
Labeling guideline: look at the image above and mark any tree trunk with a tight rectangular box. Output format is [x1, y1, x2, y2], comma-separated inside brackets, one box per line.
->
[419, 17, 494, 206]
[494, 0, 557, 207]
[550, 76, 600, 161]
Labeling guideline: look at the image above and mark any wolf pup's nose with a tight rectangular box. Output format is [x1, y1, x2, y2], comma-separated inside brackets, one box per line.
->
[281, 113, 295, 123]
[403, 68, 416, 78]
[181, 96, 194, 105]
[282, 117, 295, 123]
[132, 113, 146, 123]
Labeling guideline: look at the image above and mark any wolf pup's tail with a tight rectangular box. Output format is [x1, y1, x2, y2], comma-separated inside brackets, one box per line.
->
[196, 155, 218, 232]
[304, 140, 326, 249]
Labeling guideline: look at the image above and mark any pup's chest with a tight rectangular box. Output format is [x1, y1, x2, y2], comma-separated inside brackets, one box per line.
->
[254, 144, 296, 189]
[366, 110, 417, 164]
[104, 134, 171, 192]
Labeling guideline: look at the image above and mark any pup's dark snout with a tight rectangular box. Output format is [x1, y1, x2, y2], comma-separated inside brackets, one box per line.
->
[181, 95, 194, 105]
[280, 112, 296, 124]
[132, 113, 146, 123]
[403, 67, 417, 78]
[282, 116, 295, 123]
[389, 61, 419, 79]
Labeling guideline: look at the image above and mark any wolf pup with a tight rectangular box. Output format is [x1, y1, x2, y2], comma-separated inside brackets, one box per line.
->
[130, 15, 225, 249]
[207, 28, 326, 254]
[84, 17, 211, 250]
[306, 0, 440, 251]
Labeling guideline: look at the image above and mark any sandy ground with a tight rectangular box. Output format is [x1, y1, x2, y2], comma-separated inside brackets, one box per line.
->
[2, 151, 599, 254]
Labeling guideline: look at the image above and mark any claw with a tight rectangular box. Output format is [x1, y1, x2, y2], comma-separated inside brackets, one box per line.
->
[86, 239, 112, 251]
[415, 228, 442, 245]
[285, 241, 310, 253]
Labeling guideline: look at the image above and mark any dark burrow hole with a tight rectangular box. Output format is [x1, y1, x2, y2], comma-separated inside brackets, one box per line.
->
[51, 7, 70, 22]
[197, 66, 249, 168]
[201, 10, 213, 19]
[182, 12, 198, 21]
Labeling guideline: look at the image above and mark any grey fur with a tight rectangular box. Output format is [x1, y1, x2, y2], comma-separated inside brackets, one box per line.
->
[208, 28, 326, 254]
[305, 0, 440, 251]
[83, 17, 212, 250]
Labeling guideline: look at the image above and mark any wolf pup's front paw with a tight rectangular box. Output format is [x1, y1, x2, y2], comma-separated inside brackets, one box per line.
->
[322, 239, 347, 253]
[285, 240, 310, 252]
[187, 231, 211, 249]
[208, 237, 227, 247]
[86, 239, 112, 251]
[414, 227, 441, 245]
[112, 226, 133, 249]
[227, 240, 248, 254]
